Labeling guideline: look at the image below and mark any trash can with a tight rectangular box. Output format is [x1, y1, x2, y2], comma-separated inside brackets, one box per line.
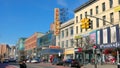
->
[118, 63, 120, 68]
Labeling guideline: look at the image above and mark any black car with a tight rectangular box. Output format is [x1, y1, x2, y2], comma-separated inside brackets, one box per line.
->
[63, 59, 80, 68]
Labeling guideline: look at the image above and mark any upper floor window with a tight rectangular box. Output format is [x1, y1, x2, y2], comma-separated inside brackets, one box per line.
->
[90, 9, 93, 15]
[66, 40, 68, 48]
[80, 14, 82, 20]
[76, 16, 78, 23]
[76, 26, 78, 34]
[70, 39, 74, 47]
[96, 6, 98, 14]
[119, 0, 120, 4]
[85, 11, 87, 18]
[110, 12, 114, 23]
[80, 28, 82, 33]
[58, 42, 60, 46]
[102, 15, 106, 25]
[62, 30, 64, 38]
[90, 20, 93, 29]
[109, 0, 113, 8]
[62, 41, 64, 48]
[70, 27, 73, 35]
[102, 2, 106, 11]
[58, 34, 60, 39]
[66, 29, 68, 37]
[119, 11, 120, 20]
[96, 18, 99, 27]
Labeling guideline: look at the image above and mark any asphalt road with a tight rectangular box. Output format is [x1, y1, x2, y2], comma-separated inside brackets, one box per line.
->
[9, 62, 75, 68]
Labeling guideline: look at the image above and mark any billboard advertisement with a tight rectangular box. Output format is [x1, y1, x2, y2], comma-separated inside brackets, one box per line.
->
[89, 31, 96, 45]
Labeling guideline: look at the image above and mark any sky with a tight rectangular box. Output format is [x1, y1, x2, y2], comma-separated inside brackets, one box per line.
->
[0, 0, 88, 45]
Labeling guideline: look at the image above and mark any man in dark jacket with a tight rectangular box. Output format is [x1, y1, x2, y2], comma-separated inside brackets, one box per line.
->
[19, 61, 27, 68]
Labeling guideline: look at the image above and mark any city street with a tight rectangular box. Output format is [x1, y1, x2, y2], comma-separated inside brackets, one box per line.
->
[0, 62, 118, 68]
[0, 63, 19, 68]
[26, 63, 70, 68]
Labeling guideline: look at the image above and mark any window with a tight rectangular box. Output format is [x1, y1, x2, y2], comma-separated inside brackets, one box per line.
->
[66, 40, 68, 48]
[90, 20, 93, 29]
[62, 30, 64, 38]
[102, 2, 105, 11]
[62, 41, 64, 48]
[70, 39, 73, 47]
[85, 12, 87, 18]
[102, 15, 106, 25]
[80, 14, 82, 20]
[90, 9, 93, 15]
[96, 18, 99, 27]
[80, 28, 82, 33]
[110, 13, 114, 23]
[76, 16, 78, 23]
[119, 0, 120, 4]
[109, 0, 113, 8]
[66, 29, 68, 37]
[119, 11, 120, 20]
[70, 27, 73, 35]
[76, 26, 78, 34]
[58, 42, 60, 46]
[58, 34, 60, 39]
[96, 6, 98, 14]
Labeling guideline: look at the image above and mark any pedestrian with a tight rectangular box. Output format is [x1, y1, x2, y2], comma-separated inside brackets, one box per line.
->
[19, 61, 27, 68]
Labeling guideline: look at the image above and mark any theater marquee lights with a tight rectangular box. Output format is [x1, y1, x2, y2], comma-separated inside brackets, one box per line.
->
[54, 8, 60, 36]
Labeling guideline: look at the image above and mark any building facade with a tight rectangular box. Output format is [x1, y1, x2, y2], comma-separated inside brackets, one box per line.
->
[74, 0, 120, 64]
[0, 44, 10, 59]
[16, 38, 27, 60]
[25, 32, 44, 59]
[56, 18, 74, 59]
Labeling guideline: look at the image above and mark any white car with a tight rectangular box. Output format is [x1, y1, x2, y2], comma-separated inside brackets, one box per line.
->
[31, 59, 39, 63]
[26, 60, 31, 63]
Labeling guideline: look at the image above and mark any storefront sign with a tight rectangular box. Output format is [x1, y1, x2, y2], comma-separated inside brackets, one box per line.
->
[74, 48, 82, 52]
[100, 42, 120, 49]
[54, 8, 60, 36]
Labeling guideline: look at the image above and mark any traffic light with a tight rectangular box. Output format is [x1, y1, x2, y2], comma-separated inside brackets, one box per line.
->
[80, 18, 86, 29]
[80, 18, 91, 29]
[85, 18, 91, 29]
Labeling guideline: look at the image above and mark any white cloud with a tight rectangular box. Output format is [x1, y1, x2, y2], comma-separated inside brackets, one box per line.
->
[57, 0, 68, 7]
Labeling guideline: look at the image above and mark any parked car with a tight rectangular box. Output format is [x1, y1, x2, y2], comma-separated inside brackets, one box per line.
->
[9, 58, 16, 62]
[26, 59, 31, 63]
[31, 59, 40, 63]
[63, 59, 80, 68]
[3, 58, 9, 63]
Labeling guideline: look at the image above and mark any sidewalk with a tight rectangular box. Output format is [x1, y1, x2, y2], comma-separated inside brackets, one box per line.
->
[0, 63, 19, 68]
[83, 63, 117, 68]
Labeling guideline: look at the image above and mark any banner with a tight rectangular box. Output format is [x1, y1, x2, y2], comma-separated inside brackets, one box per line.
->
[103, 28, 108, 44]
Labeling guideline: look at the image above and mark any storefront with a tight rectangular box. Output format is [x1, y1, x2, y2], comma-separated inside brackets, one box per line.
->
[64, 48, 74, 59]
[74, 48, 93, 64]
[99, 42, 120, 64]
[40, 48, 64, 62]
